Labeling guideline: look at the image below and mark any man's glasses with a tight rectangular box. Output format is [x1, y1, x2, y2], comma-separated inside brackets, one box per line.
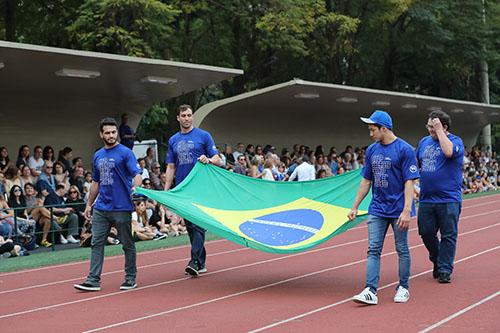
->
[46, 166, 53, 169]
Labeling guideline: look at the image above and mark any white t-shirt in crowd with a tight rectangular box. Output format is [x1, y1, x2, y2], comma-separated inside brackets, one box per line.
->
[261, 168, 275, 181]
[288, 162, 316, 181]
[132, 209, 153, 227]
[28, 156, 44, 174]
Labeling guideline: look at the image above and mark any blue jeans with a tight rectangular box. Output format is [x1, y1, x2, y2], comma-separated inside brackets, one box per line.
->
[86, 210, 136, 285]
[0, 220, 13, 238]
[366, 215, 411, 292]
[417, 202, 461, 274]
[185, 219, 206, 268]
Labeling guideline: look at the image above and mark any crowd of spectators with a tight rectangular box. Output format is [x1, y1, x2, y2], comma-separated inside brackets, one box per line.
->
[0, 145, 185, 257]
[216, 143, 500, 196]
[0, 142, 498, 258]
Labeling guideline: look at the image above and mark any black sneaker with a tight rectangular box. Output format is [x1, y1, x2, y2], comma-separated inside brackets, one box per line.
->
[74, 282, 101, 292]
[153, 233, 167, 241]
[185, 260, 199, 277]
[120, 280, 137, 290]
[438, 272, 451, 283]
[198, 265, 207, 274]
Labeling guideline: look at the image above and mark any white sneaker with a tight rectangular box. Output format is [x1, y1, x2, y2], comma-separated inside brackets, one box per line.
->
[67, 235, 79, 244]
[352, 287, 378, 305]
[60, 235, 68, 244]
[394, 286, 410, 303]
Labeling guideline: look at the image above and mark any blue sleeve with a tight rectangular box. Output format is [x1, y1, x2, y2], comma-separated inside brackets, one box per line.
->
[451, 137, 464, 160]
[92, 154, 100, 182]
[361, 148, 373, 181]
[204, 132, 219, 157]
[415, 141, 422, 168]
[166, 138, 175, 164]
[401, 145, 419, 181]
[126, 149, 141, 177]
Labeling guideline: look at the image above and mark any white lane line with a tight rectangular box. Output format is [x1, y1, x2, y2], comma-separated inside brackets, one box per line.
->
[0, 248, 249, 295]
[1, 193, 497, 278]
[0, 234, 373, 319]
[81, 224, 500, 332]
[418, 290, 500, 333]
[1, 207, 499, 296]
[1, 195, 497, 277]
[249, 246, 500, 333]
[0, 239, 229, 277]
[347, 198, 500, 231]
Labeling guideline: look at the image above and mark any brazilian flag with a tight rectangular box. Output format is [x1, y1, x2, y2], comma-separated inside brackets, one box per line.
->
[136, 163, 371, 254]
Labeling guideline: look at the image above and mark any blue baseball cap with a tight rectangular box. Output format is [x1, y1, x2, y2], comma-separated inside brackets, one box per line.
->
[360, 110, 393, 130]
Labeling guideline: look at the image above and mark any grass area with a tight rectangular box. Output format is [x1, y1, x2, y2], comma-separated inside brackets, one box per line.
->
[1, 190, 499, 273]
[0, 232, 221, 273]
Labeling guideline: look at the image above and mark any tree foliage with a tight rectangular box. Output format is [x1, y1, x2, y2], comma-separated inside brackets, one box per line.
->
[2, 0, 500, 148]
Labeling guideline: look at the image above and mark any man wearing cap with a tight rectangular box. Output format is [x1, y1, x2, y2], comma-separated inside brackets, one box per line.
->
[348, 110, 419, 305]
[415, 110, 464, 283]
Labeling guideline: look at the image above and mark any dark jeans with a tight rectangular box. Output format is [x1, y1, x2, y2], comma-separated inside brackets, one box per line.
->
[417, 202, 461, 274]
[86, 210, 136, 285]
[185, 219, 206, 268]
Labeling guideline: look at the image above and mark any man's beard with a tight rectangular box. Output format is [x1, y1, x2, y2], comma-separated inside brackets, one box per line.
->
[104, 137, 117, 146]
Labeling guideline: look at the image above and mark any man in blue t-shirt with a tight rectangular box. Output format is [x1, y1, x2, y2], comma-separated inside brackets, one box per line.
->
[348, 110, 419, 305]
[164, 104, 221, 277]
[74, 117, 142, 292]
[119, 113, 136, 150]
[416, 110, 464, 284]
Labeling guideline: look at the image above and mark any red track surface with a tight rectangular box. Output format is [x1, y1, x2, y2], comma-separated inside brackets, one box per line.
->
[0, 195, 499, 332]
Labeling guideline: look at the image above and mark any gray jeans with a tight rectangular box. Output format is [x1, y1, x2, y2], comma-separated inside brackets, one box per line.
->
[86, 210, 136, 285]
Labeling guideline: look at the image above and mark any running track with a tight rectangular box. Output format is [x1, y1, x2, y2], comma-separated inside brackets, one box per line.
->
[0, 194, 499, 332]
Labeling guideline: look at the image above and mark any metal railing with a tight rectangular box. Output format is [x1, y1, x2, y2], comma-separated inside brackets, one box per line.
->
[0, 201, 86, 252]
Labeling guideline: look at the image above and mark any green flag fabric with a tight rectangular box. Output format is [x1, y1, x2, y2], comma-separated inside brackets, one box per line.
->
[136, 163, 371, 254]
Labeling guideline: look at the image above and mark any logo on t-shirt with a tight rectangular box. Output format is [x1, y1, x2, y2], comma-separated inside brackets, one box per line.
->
[176, 140, 195, 166]
[421, 145, 441, 172]
[98, 158, 115, 185]
[372, 154, 391, 188]
[409, 165, 418, 173]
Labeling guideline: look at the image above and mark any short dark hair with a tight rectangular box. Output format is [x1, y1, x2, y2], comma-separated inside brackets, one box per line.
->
[177, 104, 193, 115]
[100, 117, 118, 132]
[428, 110, 451, 130]
[55, 184, 65, 191]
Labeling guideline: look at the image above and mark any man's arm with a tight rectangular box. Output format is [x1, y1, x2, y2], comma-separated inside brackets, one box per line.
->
[164, 163, 176, 191]
[132, 173, 142, 188]
[397, 179, 415, 229]
[431, 118, 453, 158]
[347, 178, 371, 220]
[84, 181, 99, 220]
[198, 154, 222, 166]
[288, 166, 298, 181]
